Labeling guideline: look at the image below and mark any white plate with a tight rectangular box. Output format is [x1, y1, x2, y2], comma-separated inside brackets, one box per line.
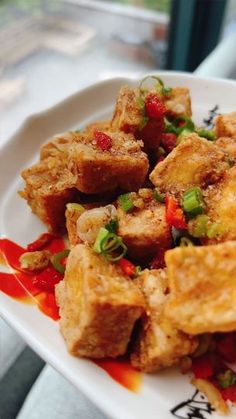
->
[1, 72, 236, 419]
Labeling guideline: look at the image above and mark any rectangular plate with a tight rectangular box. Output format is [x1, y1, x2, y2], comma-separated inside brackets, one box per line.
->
[1, 72, 236, 419]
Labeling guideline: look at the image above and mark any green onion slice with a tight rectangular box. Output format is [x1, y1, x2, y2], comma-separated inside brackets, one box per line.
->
[153, 189, 165, 203]
[139, 75, 172, 96]
[207, 222, 224, 239]
[100, 232, 127, 262]
[188, 215, 209, 238]
[93, 227, 109, 253]
[174, 116, 195, 135]
[139, 116, 149, 130]
[136, 96, 145, 109]
[118, 193, 135, 212]
[51, 249, 70, 274]
[105, 218, 118, 234]
[217, 370, 236, 389]
[182, 187, 205, 217]
[196, 128, 216, 141]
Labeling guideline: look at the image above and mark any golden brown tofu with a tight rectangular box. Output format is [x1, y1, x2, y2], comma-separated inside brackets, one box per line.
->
[204, 166, 236, 243]
[111, 86, 142, 133]
[19, 250, 51, 271]
[215, 112, 236, 139]
[55, 244, 145, 358]
[150, 134, 227, 195]
[69, 131, 149, 194]
[65, 204, 85, 247]
[40, 132, 77, 161]
[164, 87, 192, 117]
[216, 136, 236, 161]
[131, 269, 198, 372]
[165, 241, 236, 334]
[19, 158, 78, 233]
[117, 190, 171, 261]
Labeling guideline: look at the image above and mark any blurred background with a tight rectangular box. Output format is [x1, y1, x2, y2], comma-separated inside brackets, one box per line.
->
[1, 0, 236, 141]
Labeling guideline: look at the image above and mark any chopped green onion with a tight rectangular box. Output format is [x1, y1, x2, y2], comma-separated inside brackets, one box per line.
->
[51, 249, 70, 274]
[93, 227, 109, 253]
[100, 232, 127, 262]
[182, 187, 205, 217]
[161, 86, 172, 96]
[164, 118, 178, 134]
[105, 218, 118, 234]
[136, 96, 145, 109]
[188, 215, 209, 238]
[153, 189, 165, 203]
[174, 116, 195, 135]
[197, 128, 216, 141]
[139, 116, 149, 130]
[180, 237, 194, 247]
[66, 203, 85, 212]
[135, 266, 142, 276]
[207, 222, 224, 239]
[217, 370, 236, 389]
[74, 129, 81, 133]
[118, 193, 135, 212]
[139, 75, 164, 92]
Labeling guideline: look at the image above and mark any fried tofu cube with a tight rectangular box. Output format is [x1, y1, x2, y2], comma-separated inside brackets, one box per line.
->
[164, 87, 192, 117]
[130, 269, 198, 372]
[19, 159, 78, 233]
[65, 203, 85, 247]
[216, 137, 236, 162]
[150, 134, 227, 195]
[117, 190, 171, 261]
[205, 166, 236, 243]
[69, 131, 149, 194]
[55, 244, 145, 358]
[165, 241, 236, 334]
[40, 132, 77, 161]
[111, 86, 142, 133]
[215, 112, 236, 139]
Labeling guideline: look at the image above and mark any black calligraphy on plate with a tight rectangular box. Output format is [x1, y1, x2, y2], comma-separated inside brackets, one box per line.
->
[170, 390, 214, 419]
[203, 105, 220, 129]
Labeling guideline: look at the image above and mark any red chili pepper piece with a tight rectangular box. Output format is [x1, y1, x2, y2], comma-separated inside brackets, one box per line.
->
[32, 266, 63, 292]
[150, 248, 166, 269]
[216, 333, 236, 363]
[27, 233, 55, 252]
[165, 195, 187, 230]
[118, 258, 136, 277]
[220, 384, 236, 402]
[161, 133, 177, 154]
[192, 355, 215, 380]
[145, 94, 166, 119]
[94, 130, 112, 151]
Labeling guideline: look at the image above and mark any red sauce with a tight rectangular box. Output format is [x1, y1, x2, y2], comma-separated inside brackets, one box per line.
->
[94, 358, 142, 392]
[0, 235, 142, 391]
[0, 236, 65, 320]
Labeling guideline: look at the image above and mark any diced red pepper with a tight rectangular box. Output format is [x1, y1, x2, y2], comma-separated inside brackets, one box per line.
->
[216, 333, 236, 363]
[137, 118, 164, 149]
[32, 266, 63, 292]
[27, 233, 55, 252]
[94, 130, 112, 151]
[165, 195, 187, 230]
[220, 384, 236, 402]
[145, 94, 166, 119]
[118, 258, 136, 277]
[191, 355, 215, 380]
[161, 133, 177, 154]
[150, 248, 166, 269]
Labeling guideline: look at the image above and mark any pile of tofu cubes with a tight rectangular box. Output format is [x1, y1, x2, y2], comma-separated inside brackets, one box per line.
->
[19, 82, 236, 372]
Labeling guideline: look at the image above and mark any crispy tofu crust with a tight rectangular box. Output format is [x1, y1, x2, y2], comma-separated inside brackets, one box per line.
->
[117, 191, 171, 261]
[19, 157, 78, 233]
[130, 269, 198, 372]
[216, 136, 236, 162]
[215, 112, 236, 139]
[150, 134, 227, 195]
[204, 166, 236, 243]
[85, 120, 111, 134]
[111, 86, 142, 133]
[69, 131, 149, 194]
[164, 87, 192, 117]
[165, 241, 236, 334]
[55, 244, 145, 358]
